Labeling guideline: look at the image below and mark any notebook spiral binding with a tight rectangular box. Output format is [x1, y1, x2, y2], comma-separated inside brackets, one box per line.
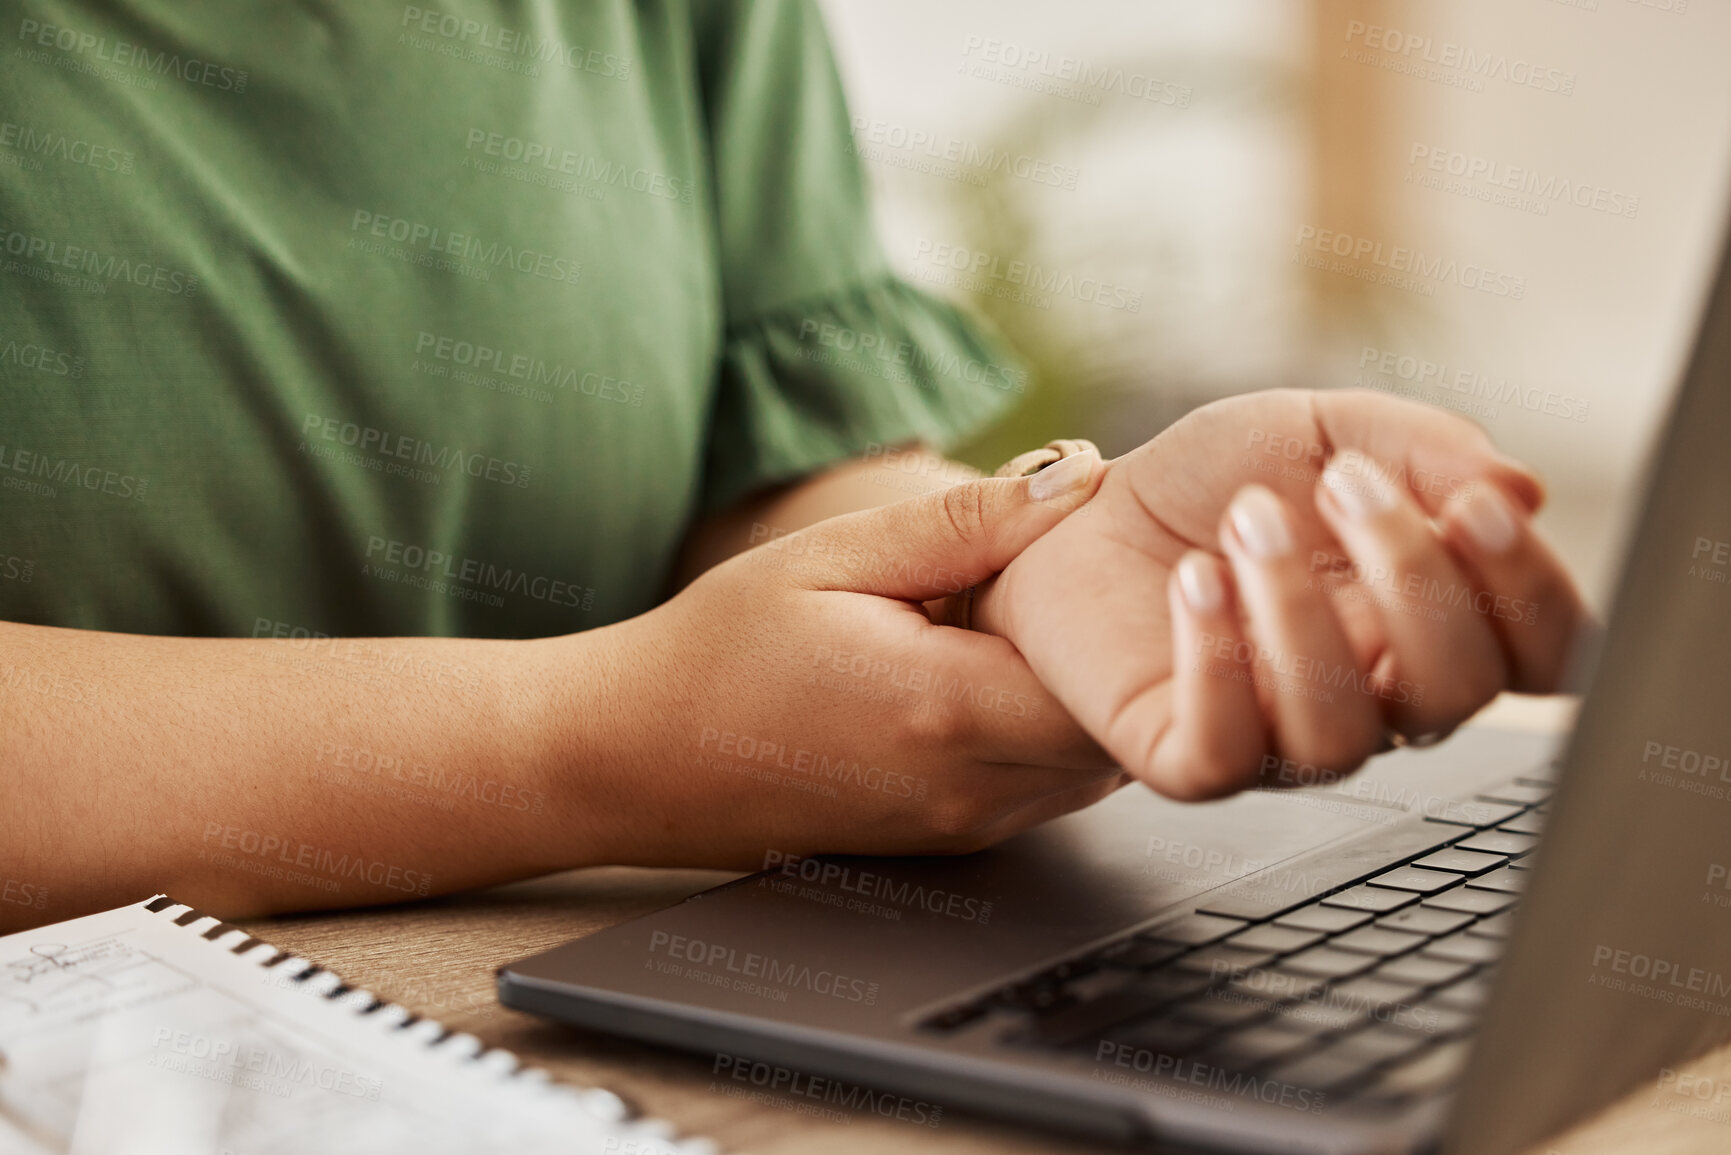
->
[139, 894, 712, 1152]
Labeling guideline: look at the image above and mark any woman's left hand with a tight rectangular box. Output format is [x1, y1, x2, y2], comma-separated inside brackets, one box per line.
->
[975, 388, 1590, 802]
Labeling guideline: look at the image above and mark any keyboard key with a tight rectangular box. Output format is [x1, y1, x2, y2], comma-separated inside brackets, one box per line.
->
[1465, 866, 1527, 894]
[1100, 939, 1189, 970]
[1171, 991, 1276, 1027]
[1425, 800, 1525, 828]
[1362, 1040, 1471, 1100]
[1497, 811, 1546, 836]
[1429, 976, 1493, 1011]
[1368, 867, 1465, 894]
[1227, 924, 1327, 954]
[1263, 1048, 1372, 1093]
[1452, 830, 1539, 857]
[1146, 912, 1250, 945]
[1328, 977, 1427, 1017]
[1402, 1000, 1478, 1038]
[1220, 968, 1330, 1004]
[1424, 889, 1518, 916]
[1263, 999, 1365, 1034]
[1108, 1013, 1220, 1056]
[923, 1002, 987, 1032]
[1201, 1024, 1318, 1067]
[1465, 913, 1517, 939]
[1174, 946, 1279, 978]
[1195, 820, 1458, 920]
[997, 982, 1073, 1013]
[1475, 782, 1551, 806]
[1023, 981, 1192, 1047]
[1375, 956, 1477, 989]
[1283, 947, 1381, 980]
[1323, 885, 1417, 914]
[1327, 1024, 1430, 1066]
[1412, 849, 1508, 875]
[1127, 969, 1218, 1003]
[1376, 906, 1475, 936]
[1330, 927, 1428, 958]
[1277, 905, 1374, 933]
[1421, 933, 1503, 967]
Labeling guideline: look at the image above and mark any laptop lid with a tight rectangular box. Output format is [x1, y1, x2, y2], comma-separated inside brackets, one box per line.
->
[1445, 212, 1731, 1153]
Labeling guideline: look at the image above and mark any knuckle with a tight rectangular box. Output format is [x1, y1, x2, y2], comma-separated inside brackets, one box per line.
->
[938, 482, 990, 546]
[900, 696, 975, 751]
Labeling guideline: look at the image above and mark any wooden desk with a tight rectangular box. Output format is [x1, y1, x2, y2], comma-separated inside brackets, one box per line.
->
[237, 699, 1731, 1154]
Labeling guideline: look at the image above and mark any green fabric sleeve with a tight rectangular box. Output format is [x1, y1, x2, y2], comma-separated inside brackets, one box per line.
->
[689, 0, 1028, 512]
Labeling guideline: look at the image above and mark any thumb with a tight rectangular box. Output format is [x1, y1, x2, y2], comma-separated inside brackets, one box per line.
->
[795, 449, 1105, 600]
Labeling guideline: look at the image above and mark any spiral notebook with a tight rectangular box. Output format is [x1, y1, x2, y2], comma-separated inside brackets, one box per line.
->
[0, 896, 719, 1155]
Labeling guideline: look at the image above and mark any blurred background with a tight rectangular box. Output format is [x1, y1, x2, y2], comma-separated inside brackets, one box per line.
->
[820, 0, 1731, 609]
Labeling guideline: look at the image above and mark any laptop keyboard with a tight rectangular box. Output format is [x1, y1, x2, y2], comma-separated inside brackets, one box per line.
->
[918, 775, 1552, 1107]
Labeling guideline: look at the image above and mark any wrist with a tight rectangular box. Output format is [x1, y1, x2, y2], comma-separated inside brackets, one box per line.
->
[511, 625, 642, 872]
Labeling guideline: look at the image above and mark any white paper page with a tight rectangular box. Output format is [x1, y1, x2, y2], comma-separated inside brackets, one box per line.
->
[0, 898, 714, 1155]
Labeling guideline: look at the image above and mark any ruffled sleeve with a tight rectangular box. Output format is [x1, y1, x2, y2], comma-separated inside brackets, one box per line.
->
[688, 0, 1027, 512]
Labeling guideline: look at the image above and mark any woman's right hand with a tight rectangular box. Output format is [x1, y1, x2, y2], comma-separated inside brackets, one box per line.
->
[562, 453, 1127, 870]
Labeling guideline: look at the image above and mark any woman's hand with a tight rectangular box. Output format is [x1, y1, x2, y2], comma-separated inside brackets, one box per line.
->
[976, 388, 1589, 802]
[569, 452, 1126, 870]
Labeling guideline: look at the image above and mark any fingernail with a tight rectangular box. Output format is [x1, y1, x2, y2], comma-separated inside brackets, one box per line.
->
[1029, 449, 1098, 502]
[1458, 486, 1518, 553]
[1320, 460, 1397, 519]
[1228, 486, 1293, 559]
[1177, 554, 1224, 614]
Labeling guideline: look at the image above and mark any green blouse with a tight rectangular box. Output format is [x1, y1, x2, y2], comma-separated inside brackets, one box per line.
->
[0, 0, 1024, 638]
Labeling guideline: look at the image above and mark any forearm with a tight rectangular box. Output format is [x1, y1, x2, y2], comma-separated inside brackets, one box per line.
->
[0, 620, 618, 930]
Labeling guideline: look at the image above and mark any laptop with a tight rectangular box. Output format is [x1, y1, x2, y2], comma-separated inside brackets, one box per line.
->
[498, 215, 1731, 1154]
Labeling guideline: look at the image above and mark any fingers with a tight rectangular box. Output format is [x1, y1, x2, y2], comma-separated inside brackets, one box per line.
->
[1440, 484, 1588, 692]
[1313, 460, 1507, 735]
[1310, 389, 1544, 517]
[1221, 486, 1386, 770]
[1139, 552, 1266, 801]
[929, 630, 1119, 771]
[792, 449, 1106, 601]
